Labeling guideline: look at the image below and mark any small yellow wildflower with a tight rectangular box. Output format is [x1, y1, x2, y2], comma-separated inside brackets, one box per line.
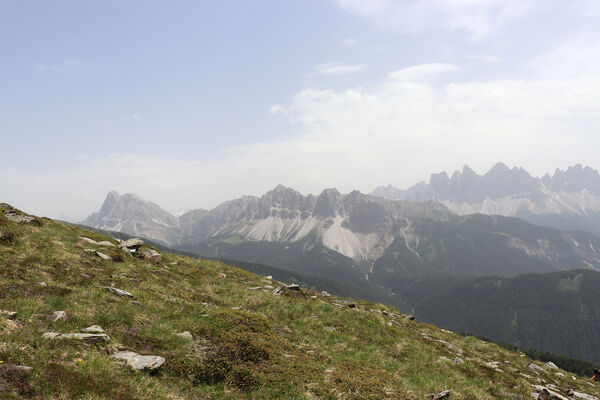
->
[77, 358, 83, 363]
[0, 360, 4, 364]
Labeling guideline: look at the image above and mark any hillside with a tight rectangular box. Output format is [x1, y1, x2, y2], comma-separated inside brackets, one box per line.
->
[399, 269, 600, 364]
[3, 204, 600, 399]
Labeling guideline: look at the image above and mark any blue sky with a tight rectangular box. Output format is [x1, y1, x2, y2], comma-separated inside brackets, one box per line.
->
[2, 0, 600, 219]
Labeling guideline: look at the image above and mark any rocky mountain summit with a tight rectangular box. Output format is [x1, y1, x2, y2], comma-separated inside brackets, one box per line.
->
[372, 163, 600, 235]
[83, 185, 600, 280]
[83, 191, 180, 245]
[85, 186, 452, 261]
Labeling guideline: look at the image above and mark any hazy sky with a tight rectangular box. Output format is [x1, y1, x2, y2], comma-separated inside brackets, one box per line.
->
[2, 0, 600, 219]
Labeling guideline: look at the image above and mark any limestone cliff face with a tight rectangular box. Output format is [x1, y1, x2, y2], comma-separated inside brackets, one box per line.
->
[372, 163, 600, 236]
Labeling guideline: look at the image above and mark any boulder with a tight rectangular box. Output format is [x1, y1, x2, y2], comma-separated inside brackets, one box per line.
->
[111, 351, 165, 372]
[0, 310, 17, 319]
[103, 286, 134, 298]
[118, 238, 144, 251]
[43, 332, 110, 342]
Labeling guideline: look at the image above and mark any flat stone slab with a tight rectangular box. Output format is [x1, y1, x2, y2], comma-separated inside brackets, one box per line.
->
[104, 286, 134, 298]
[111, 351, 165, 371]
[43, 332, 110, 342]
[95, 251, 112, 260]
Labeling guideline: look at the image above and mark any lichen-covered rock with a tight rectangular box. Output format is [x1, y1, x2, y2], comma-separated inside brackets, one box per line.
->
[111, 351, 165, 371]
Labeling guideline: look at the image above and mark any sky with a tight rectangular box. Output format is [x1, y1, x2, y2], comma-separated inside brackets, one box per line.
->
[2, 0, 600, 220]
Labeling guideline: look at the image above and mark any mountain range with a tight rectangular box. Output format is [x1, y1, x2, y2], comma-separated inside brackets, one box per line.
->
[372, 163, 600, 235]
[83, 183, 600, 281]
[80, 164, 600, 362]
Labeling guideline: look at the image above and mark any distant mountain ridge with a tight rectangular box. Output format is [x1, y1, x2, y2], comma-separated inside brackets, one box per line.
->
[372, 163, 600, 235]
[83, 184, 600, 282]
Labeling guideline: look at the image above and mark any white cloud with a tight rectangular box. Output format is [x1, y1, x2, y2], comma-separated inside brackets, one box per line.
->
[387, 63, 459, 81]
[334, 0, 541, 38]
[7, 34, 600, 219]
[466, 55, 502, 63]
[341, 38, 358, 47]
[313, 62, 366, 76]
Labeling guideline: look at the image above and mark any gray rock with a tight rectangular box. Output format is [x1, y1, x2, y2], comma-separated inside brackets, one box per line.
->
[139, 248, 161, 260]
[529, 363, 546, 374]
[43, 332, 110, 342]
[4, 210, 35, 223]
[0, 310, 17, 319]
[104, 286, 134, 298]
[95, 251, 112, 260]
[83, 325, 104, 333]
[484, 361, 501, 369]
[176, 331, 193, 340]
[433, 339, 463, 355]
[111, 351, 165, 371]
[97, 241, 115, 247]
[426, 390, 451, 399]
[118, 238, 144, 251]
[79, 236, 98, 244]
[51, 311, 67, 322]
[531, 385, 569, 400]
[545, 361, 559, 370]
[572, 392, 599, 400]
[454, 357, 464, 365]
[39, 281, 48, 287]
[286, 283, 301, 291]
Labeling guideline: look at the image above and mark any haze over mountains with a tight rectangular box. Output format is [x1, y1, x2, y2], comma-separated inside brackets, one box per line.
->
[80, 163, 600, 362]
[372, 163, 600, 235]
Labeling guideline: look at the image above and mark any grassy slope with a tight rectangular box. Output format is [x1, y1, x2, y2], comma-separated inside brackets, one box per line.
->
[0, 204, 599, 399]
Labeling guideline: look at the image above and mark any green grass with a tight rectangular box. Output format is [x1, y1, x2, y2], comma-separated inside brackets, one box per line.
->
[0, 203, 599, 399]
